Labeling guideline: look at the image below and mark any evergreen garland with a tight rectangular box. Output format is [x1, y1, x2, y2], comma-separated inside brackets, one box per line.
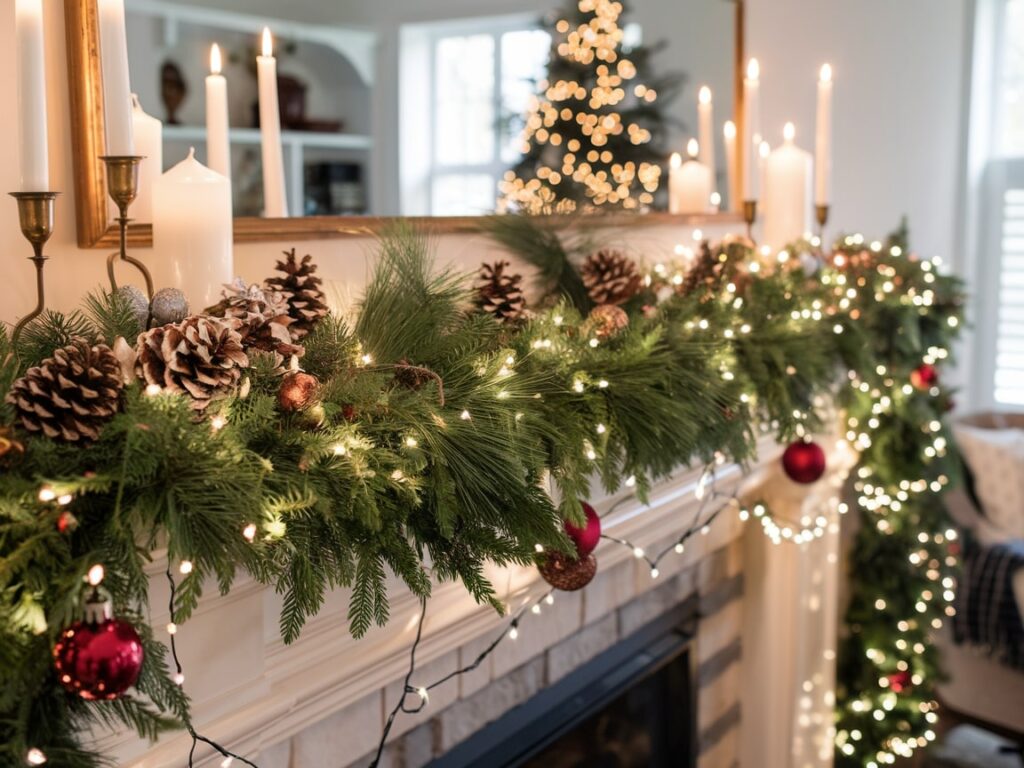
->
[0, 221, 963, 766]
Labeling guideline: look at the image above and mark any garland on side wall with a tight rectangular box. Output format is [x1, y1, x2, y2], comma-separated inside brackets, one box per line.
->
[0, 219, 962, 768]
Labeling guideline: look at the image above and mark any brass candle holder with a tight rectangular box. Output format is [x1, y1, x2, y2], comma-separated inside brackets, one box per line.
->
[742, 199, 757, 240]
[9, 191, 58, 348]
[815, 204, 830, 241]
[101, 155, 153, 299]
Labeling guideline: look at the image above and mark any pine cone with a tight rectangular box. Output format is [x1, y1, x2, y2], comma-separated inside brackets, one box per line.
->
[6, 339, 124, 442]
[263, 249, 329, 340]
[475, 261, 526, 323]
[207, 280, 303, 357]
[679, 241, 720, 297]
[394, 358, 434, 390]
[580, 249, 642, 306]
[135, 317, 249, 410]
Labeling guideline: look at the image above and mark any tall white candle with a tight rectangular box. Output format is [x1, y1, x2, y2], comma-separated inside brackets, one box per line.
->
[669, 140, 713, 215]
[15, 0, 48, 191]
[742, 58, 761, 201]
[763, 123, 812, 250]
[97, 0, 134, 155]
[723, 121, 738, 212]
[153, 148, 233, 309]
[697, 86, 716, 194]
[257, 28, 288, 217]
[815, 64, 833, 207]
[131, 95, 162, 223]
[206, 44, 232, 181]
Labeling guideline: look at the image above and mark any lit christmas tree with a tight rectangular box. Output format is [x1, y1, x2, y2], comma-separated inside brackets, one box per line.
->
[499, 0, 680, 214]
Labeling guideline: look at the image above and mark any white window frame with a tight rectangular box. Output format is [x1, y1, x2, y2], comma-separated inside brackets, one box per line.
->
[398, 14, 547, 217]
[961, 0, 1024, 410]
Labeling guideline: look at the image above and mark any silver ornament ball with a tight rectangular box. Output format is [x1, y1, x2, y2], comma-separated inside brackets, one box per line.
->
[115, 285, 150, 330]
[150, 288, 190, 326]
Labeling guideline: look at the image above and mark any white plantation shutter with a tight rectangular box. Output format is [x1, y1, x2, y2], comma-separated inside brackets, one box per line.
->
[996, 185, 1024, 404]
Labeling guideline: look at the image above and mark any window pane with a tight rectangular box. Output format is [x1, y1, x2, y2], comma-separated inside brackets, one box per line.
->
[501, 29, 551, 162]
[435, 35, 495, 166]
[432, 173, 497, 215]
[997, 0, 1024, 155]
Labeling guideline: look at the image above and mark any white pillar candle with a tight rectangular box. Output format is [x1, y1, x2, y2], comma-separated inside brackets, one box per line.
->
[206, 43, 232, 181]
[697, 86, 716, 195]
[723, 121, 738, 212]
[815, 64, 833, 207]
[131, 95, 162, 223]
[742, 58, 761, 201]
[97, 0, 134, 155]
[257, 28, 288, 217]
[763, 124, 813, 251]
[15, 0, 48, 191]
[153, 148, 233, 309]
[669, 140, 712, 215]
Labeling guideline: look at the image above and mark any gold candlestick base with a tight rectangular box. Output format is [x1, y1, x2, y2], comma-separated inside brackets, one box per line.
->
[815, 204, 830, 240]
[9, 192, 59, 348]
[101, 155, 153, 300]
[742, 200, 757, 240]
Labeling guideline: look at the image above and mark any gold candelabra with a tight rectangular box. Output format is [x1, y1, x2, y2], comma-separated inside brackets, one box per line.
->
[101, 155, 153, 299]
[742, 200, 757, 241]
[10, 191, 58, 348]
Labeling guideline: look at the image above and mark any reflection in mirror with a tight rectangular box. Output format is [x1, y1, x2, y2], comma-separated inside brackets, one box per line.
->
[122, 0, 739, 220]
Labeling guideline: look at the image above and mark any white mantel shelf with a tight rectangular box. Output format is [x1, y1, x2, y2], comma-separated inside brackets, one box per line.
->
[97, 436, 781, 766]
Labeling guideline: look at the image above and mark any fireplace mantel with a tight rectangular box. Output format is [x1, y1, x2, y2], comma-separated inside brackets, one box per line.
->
[96, 435, 784, 767]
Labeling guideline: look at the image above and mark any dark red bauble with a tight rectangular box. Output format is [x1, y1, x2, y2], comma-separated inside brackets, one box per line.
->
[564, 502, 602, 557]
[782, 440, 826, 484]
[539, 551, 597, 591]
[910, 363, 938, 391]
[277, 371, 320, 412]
[887, 671, 912, 694]
[53, 612, 144, 700]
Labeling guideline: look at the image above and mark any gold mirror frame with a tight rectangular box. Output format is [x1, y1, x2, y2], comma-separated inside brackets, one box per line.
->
[67, 0, 745, 248]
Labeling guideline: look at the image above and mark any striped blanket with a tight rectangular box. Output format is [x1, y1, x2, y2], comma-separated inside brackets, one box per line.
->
[953, 538, 1024, 670]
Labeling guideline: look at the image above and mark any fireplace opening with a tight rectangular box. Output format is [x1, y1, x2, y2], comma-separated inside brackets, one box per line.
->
[430, 597, 698, 768]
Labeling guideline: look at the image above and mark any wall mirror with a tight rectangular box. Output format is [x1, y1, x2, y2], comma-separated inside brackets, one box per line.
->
[67, 0, 744, 247]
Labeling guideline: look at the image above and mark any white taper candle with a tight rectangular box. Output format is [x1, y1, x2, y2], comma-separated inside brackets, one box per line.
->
[15, 0, 48, 191]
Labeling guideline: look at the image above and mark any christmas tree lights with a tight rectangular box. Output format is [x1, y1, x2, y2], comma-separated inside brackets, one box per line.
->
[499, 0, 679, 213]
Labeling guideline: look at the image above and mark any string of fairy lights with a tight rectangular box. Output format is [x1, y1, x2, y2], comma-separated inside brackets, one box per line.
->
[20, 231, 959, 768]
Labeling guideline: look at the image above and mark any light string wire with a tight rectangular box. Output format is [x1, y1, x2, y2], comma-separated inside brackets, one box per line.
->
[366, 462, 749, 766]
[165, 568, 259, 768]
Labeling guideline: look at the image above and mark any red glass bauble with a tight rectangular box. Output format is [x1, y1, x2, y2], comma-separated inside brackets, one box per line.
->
[53, 616, 144, 700]
[565, 502, 602, 557]
[782, 440, 826, 484]
[887, 671, 912, 694]
[539, 551, 598, 591]
[910, 363, 938, 391]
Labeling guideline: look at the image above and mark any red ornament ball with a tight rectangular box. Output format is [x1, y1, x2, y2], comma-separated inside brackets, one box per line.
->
[782, 440, 826, 484]
[910, 363, 938, 391]
[53, 604, 144, 700]
[886, 670, 912, 694]
[539, 551, 598, 591]
[564, 502, 602, 557]
[277, 371, 320, 412]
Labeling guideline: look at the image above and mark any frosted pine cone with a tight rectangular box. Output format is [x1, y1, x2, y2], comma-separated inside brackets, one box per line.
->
[6, 339, 124, 442]
[263, 249, 329, 340]
[475, 261, 527, 323]
[207, 280, 303, 357]
[135, 317, 249, 409]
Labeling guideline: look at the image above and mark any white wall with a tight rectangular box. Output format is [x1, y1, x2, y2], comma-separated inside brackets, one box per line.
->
[747, 0, 970, 262]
